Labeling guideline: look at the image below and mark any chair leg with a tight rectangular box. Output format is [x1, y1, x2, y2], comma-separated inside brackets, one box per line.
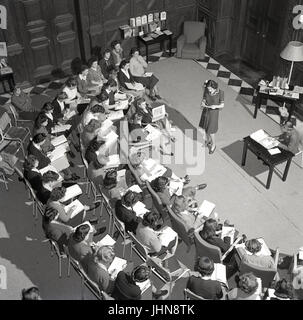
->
[81, 277, 85, 300]
[67, 256, 71, 277]
[122, 233, 126, 258]
[59, 256, 62, 278]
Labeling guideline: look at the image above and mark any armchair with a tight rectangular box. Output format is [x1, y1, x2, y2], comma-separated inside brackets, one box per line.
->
[177, 21, 207, 60]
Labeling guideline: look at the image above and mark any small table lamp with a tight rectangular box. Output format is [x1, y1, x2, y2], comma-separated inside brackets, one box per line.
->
[280, 41, 303, 85]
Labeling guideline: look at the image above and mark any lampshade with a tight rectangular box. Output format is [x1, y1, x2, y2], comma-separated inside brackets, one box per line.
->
[280, 41, 303, 62]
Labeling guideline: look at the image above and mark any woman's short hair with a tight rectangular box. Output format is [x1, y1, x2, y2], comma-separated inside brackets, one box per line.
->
[238, 272, 258, 294]
[119, 59, 128, 69]
[103, 170, 117, 189]
[122, 190, 136, 207]
[90, 104, 105, 114]
[42, 102, 54, 112]
[142, 211, 160, 228]
[87, 56, 98, 68]
[96, 92, 109, 103]
[196, 256, 215, 277]
[34, 113, 48, 129]
[94, 245, 115, 264]
[135, 97, 146, 108]
[21, 286, 41, 300]
[43, 207, 58, 223]
[111, 40, 120, 49]
[79, 64, 89, 74]
[200, 218, 218, 240]
[130, 47, 139, 56]
[42, 171, 59, 183]
[150, 176, 169, 193]
[107, 78, 117, 88]
[65, 77, 77, 88]
[73, 224, 90, 242]
[23, 155, 38, 170]
[132, 265, 151, 283]
[274, 279, 293, 299]
[57, 91, 68, 100]
[33, 133, 47, 144]
[49, 186, 66, 201]
[85, 119, 101, 132]
[103, 48, 111, 57]
[245, 239, 262, 254]
[205, 79, 218, 90]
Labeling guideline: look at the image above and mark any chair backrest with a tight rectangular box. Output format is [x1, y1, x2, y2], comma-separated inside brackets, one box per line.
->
[194, 229, 222, 263]
[184, 288, 208, 300]
[239, 260, 277, 288]
[8, 104, 18, 125]
[183, 21, 205, 44]
[128, 231, 149, 262]
[167, 205, 192, 248]
[0, 111, 12, 133]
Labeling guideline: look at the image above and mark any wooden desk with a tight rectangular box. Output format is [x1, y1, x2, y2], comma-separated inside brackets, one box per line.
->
[241, 136, 294, 189]
[138, 32, 173, 63]
[254, 87, 300, 120]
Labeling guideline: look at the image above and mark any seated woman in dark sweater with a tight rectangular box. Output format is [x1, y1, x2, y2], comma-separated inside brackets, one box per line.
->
[187, 256, 223, 300]
[23, 155, 43, 192]
[199, 218, 230, 254]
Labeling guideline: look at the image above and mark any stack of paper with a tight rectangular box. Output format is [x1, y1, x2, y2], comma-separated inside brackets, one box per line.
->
[65, 199, 84, 218]
[132, 201, 149, 217]
[51, 124, 71, 134]
[210, 263, 227, 285]
[250, 129, 279, 149]
[51, 135, 67, 147]
[96, 234, 116, 247]
[61, 184, 83, 202]
[127, 185, 142, 193]
[104, 154, 120, 169]
[157, 226, 178, 247]
[163, 30, 172, 36]
[108, 257, 128, 279]
[114, 100, 129, 110]
[107, 110, 124, 121]
[197, 200, 216, 218]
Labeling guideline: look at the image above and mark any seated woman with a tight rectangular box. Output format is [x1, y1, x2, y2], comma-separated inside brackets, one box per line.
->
[85, 137, 108, 165]
[39, 102, 55, 133]
[27, 133, 52, 169]
[11, 86, 39, 120]
[111, 40, 124, 67]
[85, 245, 116, 293]
[81, 119, 102, 149]
[33, 113, 55, 153]
[37, 170, 60, 204]
[171, 195, 204, 232]
[129, 47, 161, 101]
[102, 169, 130, 202]
[87, 153, 110, 188]
[227, 272, 261, 300]
[52, 91, 68, 124]
[236, 238, 275, 269]
[42, 207, 73, 252]
[136, 211, 177, 257]
[23, 155, 43, 191]
[82, 103, 107, 128]
[115, 190, 143, 234]
[87, 56, 106, 93]
[187, 256, 224, 300]
[99, 48, 115, 80]
[199, 218, 230, 254]
[76, 65, 100, 97]
[118, 60, 145, 94]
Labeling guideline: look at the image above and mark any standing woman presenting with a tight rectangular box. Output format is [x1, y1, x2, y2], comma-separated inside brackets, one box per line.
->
[199, 80, 224, 154]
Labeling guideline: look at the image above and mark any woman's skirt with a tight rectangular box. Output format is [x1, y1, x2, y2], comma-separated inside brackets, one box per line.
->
[199, 108, 219, 134]
[133, 74, 159, 90]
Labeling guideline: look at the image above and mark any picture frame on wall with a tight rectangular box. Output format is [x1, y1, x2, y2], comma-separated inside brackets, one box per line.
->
[160, 11, 167, 21]
[154, 12, 160, 22]
[148, 13, 153, 23]
[136, 16, 142, 27]
[130, 17, 136, 28]
[141, 15, 147, 25]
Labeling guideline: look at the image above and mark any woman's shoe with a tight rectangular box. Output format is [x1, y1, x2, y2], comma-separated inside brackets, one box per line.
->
[209, 145, 216, 154]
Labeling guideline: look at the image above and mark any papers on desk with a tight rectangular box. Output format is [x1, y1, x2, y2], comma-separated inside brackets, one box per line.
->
[61, 184, 83, 202]
[211, 263, 227, 285]
[250, 129, 279, 149]
[236, 237, 271, 256]
[136, 279, 151, 293]
[162, 29, 172, 36]
[221, 226, 236, 244]
[284, 91, 299, 99]
[132, 201, 149, 217]
[144, 124, 162, 141]
[127, 184, 142, 193]
[108, 257, 128, 280]
[96, 234, 116, 247]
[51, 155, 70, 172]
[197, 200, 216, 218]
[104, 154, 120, 169]
[51, 124, 71, 134]
[63, 110, 76, 121]
[49, 143, 69, 161]
[107, 110, 124, 121]
[114, 100, 129, 111]
[51, 135, 67, 147]
[157, 226, 178, 247]
[268, 148, 281, 155]
[65, 199, 84, 219]
[140, 158, 167, 182]
[142, 36, 153, 41]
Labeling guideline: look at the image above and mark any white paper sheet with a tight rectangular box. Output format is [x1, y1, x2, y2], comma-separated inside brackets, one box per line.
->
[108, 257, 128, 279]
[65, 199, 84, 218]
[60, 184, 83, 202]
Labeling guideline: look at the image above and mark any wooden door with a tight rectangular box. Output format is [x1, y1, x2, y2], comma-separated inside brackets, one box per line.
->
[15, 0, 80, 83]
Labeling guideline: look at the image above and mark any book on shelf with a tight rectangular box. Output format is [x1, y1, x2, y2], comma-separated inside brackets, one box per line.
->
[250, 129, 279, 149]
[108, 257, 128, 280]
[61, 184, 83, 202]
[65, 199, 84, 219]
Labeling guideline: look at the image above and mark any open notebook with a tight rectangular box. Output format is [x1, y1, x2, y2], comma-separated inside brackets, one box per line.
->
[65, 199, 84, 219]
[211, 263, 227, 285]
[95, 234, 116, 247]
[157, 226, 178, 247]
[250, 129, 279, 150]
[51, 124, 71, 134]
[132, 201, 149, 217]
[108, 257, 128, 280]
[51, 135, 67, 147]
[49, 143, 69, 161]
[197, 200, 216, 219]
[60, 184, 83, 202]
[51, 155, 70, 172]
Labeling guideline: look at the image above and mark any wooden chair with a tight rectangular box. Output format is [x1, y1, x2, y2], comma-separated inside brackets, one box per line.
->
[8, 104, 33, 129]
[238, 248, 280, 288]
[184, 288, 209, 300]
[0, 111, 31, 158]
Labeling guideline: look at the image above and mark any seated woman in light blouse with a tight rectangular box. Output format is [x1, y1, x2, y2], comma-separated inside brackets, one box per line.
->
[129, 47, 161, 101]
[118, 60, 145, 92]
[87, 56, 106, 91]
